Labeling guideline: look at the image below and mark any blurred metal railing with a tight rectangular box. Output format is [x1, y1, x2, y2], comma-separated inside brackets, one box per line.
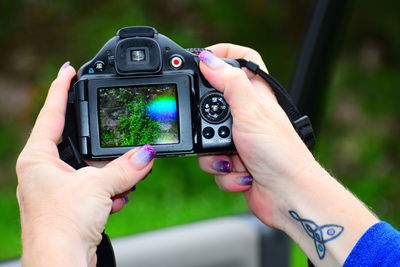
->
[0, 215, 289, 267]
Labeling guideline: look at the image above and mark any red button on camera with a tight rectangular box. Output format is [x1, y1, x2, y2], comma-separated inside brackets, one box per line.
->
[170, 56, 183, 68]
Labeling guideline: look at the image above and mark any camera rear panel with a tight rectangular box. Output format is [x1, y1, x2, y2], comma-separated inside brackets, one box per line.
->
[69, 26, 235, 159]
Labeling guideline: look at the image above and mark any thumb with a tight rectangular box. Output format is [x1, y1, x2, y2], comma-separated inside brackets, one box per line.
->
[96, 144, 156, 195]
[198, 51, 258, 110]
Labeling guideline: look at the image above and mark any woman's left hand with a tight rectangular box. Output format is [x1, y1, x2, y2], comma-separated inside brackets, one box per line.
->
[16, 63, 155, 267]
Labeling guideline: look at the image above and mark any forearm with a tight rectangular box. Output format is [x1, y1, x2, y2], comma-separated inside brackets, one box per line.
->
[22, 222, 91, 267]
[278, 163, 379, 266]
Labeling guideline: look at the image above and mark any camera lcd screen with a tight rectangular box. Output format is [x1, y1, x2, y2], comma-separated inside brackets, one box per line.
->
[98, 84, 179, 147]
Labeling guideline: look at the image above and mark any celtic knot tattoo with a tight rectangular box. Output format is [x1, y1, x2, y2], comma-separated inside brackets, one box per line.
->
[289, 210, 344, 259]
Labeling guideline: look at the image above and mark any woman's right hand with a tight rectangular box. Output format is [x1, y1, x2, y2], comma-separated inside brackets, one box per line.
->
[197, 44, 318, 229]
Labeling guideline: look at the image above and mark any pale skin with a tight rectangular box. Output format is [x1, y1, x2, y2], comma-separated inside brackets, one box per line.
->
[197, 44, 379, 266]
[16, 66, 154, 266]
[16, 44, 379, 267]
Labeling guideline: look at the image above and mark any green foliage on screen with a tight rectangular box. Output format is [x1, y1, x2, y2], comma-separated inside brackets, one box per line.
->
[98, 85, 179, 147]
[100, 95, 160, 147]
[117, 100, 160, 146]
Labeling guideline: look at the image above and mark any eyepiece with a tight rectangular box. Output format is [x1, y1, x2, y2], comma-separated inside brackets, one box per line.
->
[131, 49, 146, 62]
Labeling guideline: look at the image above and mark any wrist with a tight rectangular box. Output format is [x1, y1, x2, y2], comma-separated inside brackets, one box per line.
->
[260, 159, 329, 227]
[22, 218, 94, 266]
[272, 162, 379, 264]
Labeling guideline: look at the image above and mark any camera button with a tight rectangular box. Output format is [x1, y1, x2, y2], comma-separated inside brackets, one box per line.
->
[108, 55, 115, 65]
[170, 56, 183, 69]
[200, 92, 230, 124]
[218, 126, 230, 138]
[203, 127, 215, 139]
[94, 60, 105, 72]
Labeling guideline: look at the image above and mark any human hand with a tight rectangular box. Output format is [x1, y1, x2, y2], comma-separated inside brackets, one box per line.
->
[197, 44, 318, 229]
[16, 62, 155, 266]
[198, 44, 380, 267]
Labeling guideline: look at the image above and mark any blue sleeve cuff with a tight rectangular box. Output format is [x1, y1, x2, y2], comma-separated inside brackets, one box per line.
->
[344, 221, 400, 266]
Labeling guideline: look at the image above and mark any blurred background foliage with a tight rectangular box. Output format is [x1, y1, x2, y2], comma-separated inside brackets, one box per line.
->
[0, 0, 399, 265]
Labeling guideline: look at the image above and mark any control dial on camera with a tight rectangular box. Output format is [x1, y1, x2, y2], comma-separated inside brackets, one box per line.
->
[200, 92, 230, 124]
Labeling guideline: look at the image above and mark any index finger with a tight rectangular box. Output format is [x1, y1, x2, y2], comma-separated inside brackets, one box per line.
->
[27, 64, 76, 146]
[205, 43, 276, 103]
[206, 43, 268, 72]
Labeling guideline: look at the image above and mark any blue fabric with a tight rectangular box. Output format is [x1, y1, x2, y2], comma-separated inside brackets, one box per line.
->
[344, 221, 400, 266]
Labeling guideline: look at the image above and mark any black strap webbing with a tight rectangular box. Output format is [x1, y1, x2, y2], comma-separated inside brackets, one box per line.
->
[236, 58, 316, 148]
[57, 138, 116, 267]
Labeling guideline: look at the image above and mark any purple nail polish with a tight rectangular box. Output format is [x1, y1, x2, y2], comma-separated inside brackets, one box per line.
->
[237, 176, 253, 186]
[198, 51, 224, 69]
[123, 196, 129, 204]
[130, 186, 136, 192]
[130, 144, 156, 169]
[58, 61, 70, 76]
[212, 160, 231, 173]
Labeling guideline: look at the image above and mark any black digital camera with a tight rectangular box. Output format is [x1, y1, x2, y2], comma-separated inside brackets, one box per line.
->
[65, 26, 240, 159]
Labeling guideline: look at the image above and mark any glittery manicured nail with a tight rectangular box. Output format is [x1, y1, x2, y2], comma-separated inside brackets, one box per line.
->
[58, 61, 70, 76]
[130, 144, 156, 169]
[123, 196, 129, 204]
[212, 160, 231, 173]
[130, 186, 136, 192]
[237, 176, 253, 186]
[198, 51, 225, 69]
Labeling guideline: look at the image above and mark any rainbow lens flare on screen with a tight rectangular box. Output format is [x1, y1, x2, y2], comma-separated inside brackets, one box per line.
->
[98, 84, 179, 147]
[148, 96, 177, 121]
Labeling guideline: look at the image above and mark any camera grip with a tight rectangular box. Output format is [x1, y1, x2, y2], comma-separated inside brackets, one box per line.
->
[221, 58, 241, 68]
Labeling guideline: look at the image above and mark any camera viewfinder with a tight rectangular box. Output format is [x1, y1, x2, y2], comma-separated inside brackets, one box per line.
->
[131, 50, 146, 62]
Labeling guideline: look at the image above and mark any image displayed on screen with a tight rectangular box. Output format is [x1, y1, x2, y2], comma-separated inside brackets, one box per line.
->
[98, 84, 179, 147]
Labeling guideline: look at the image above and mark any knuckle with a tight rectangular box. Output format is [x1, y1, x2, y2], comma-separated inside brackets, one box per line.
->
[222, 68, 251, 103]
[226, 67, 248, 83]
[214, 176, 225, 190]
[15, 185, 23, 204]
[50, 78, 63, 89]
[38, 106, 63, 120]
[240, 46, 267, 71]
[247, 48, 262, 60]
[16, 152, 30, 174]
[109, 161, 132, 185]
[214, 177, 231, 192]
[239, 45, 262, 60]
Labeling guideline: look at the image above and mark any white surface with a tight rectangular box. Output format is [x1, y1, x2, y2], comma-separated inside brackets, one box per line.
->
[113, 216, 260, 267]
[0, 216, 261, 267]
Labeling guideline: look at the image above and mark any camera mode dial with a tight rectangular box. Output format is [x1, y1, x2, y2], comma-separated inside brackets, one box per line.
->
[200, 92, 230, 124]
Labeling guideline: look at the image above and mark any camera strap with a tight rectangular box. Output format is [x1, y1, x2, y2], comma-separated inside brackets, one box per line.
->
[57, 138, 117, 267]
[236, 58, 316, 148]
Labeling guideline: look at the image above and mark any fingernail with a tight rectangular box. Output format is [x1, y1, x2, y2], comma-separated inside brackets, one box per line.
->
[123, 196, 129, 204]
[130, 144, 156, 169]
[212, 160, 231, 173]
[58, 61, 70, 76]
[198, 51, 225, 69]
[237, 176, 253, 186]
[130, 186, 136, 192]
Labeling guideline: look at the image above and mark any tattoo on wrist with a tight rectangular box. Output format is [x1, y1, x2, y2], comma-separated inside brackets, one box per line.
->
[289, 210, 344, 260]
